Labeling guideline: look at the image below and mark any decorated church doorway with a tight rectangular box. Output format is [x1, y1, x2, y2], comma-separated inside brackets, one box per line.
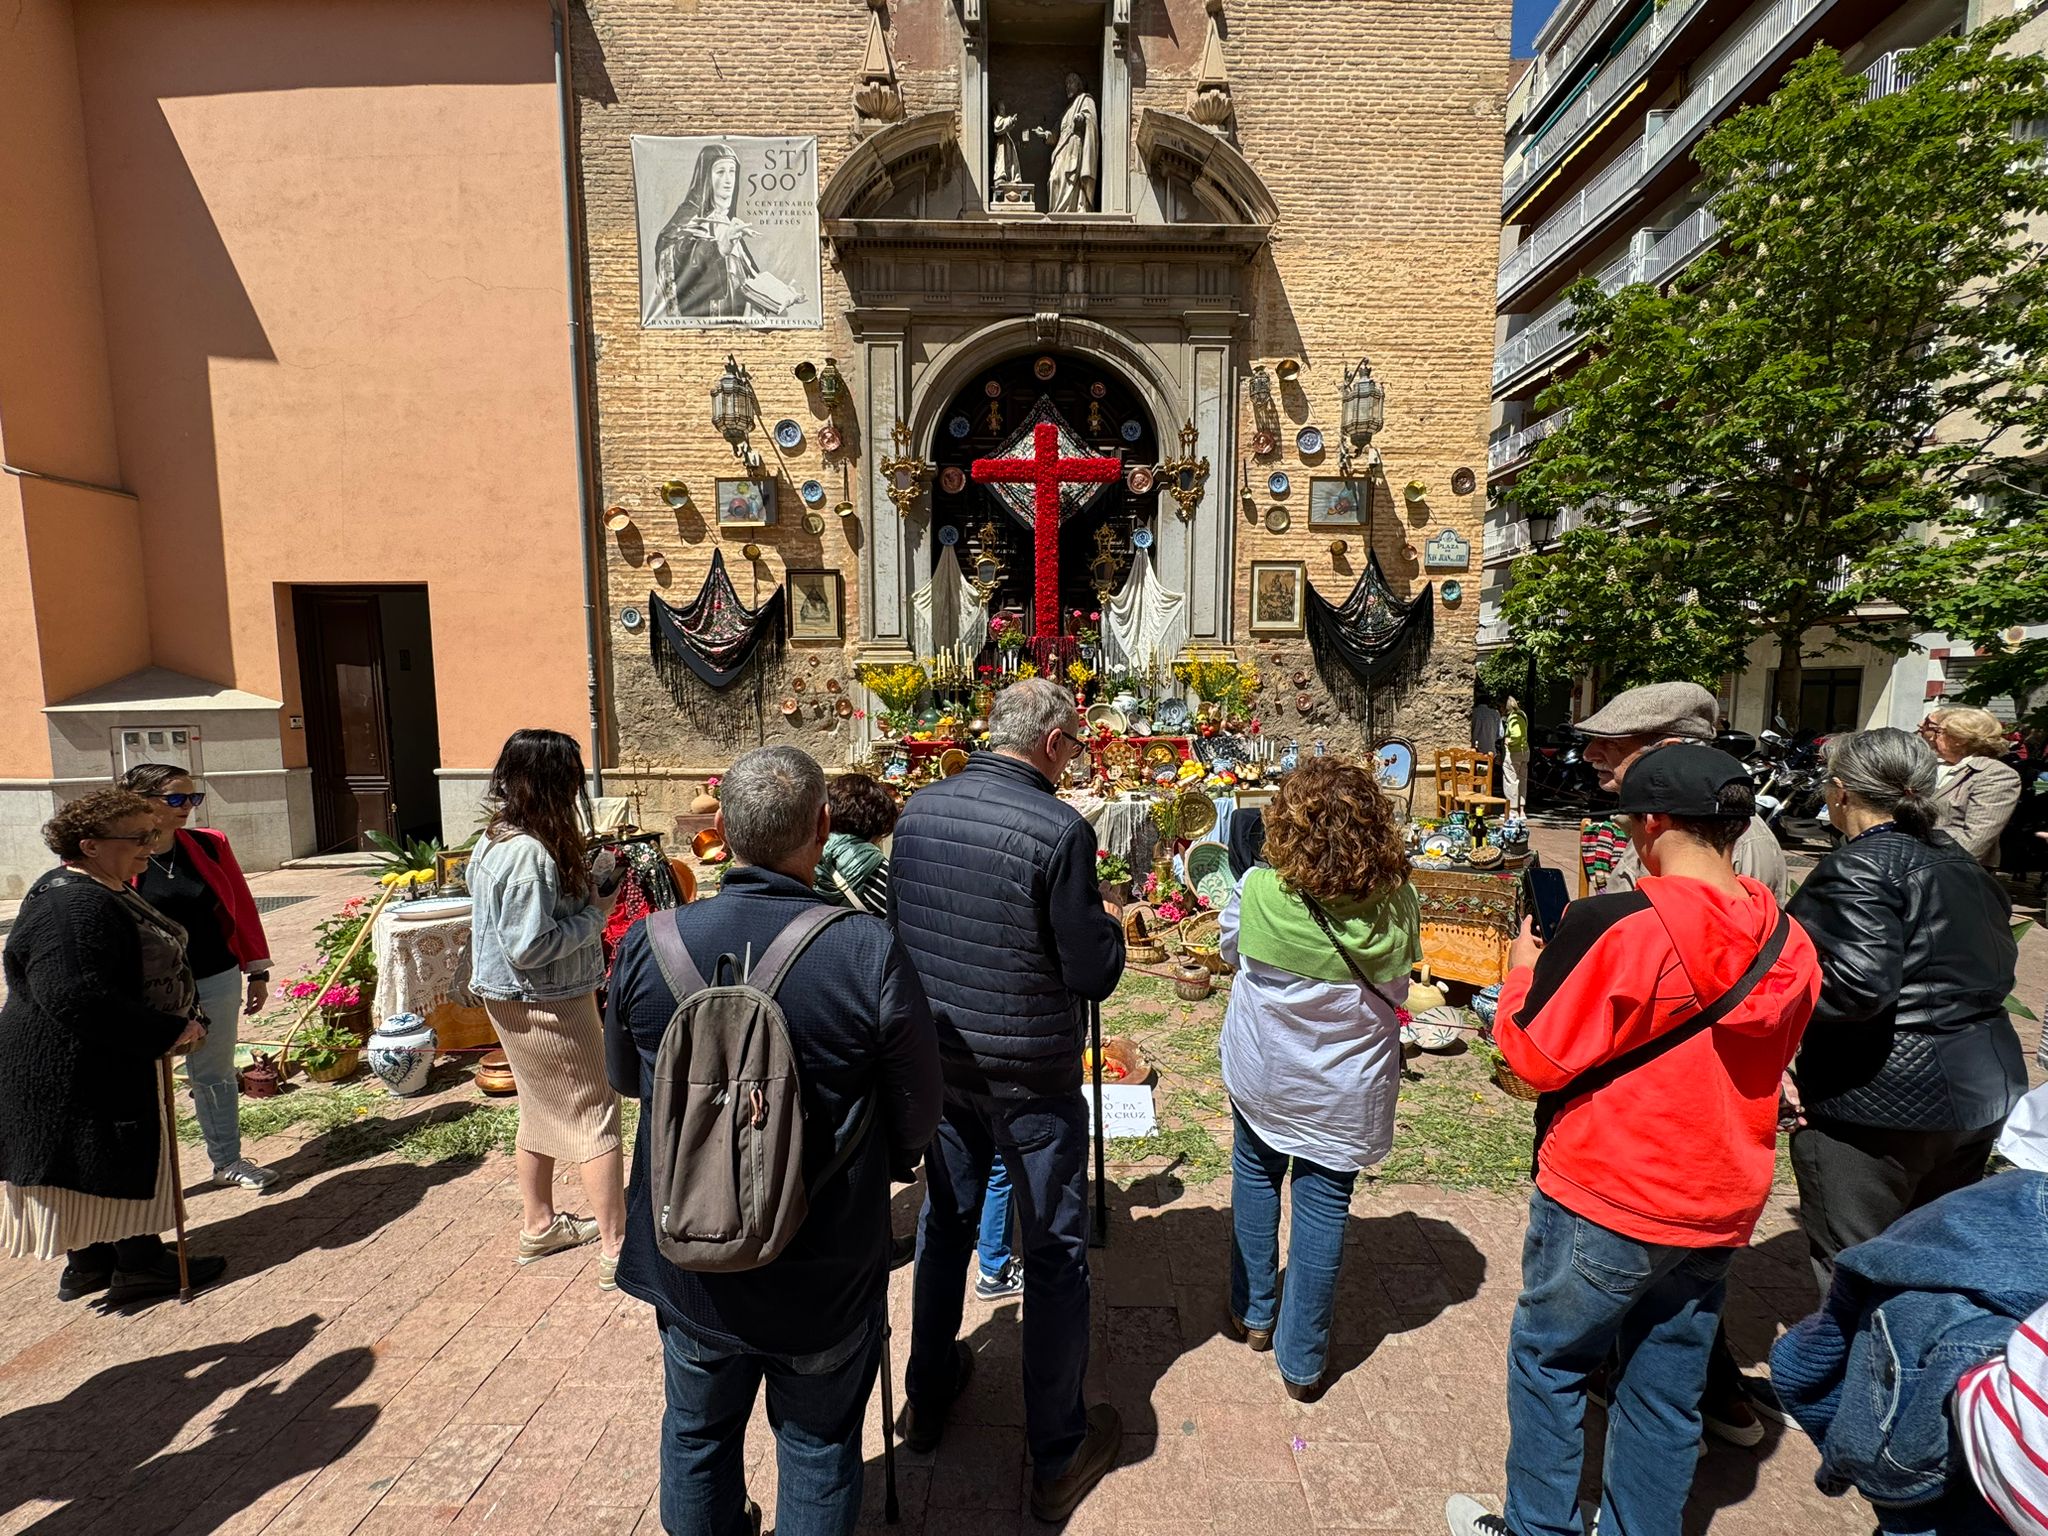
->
[926, 350, 1158, 651]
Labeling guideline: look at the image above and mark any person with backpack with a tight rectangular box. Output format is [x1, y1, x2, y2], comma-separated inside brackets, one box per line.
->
[603, 745, 941, 1536]
[890, 678, 1127, 1524]
[1445, 745, 1821, 1536]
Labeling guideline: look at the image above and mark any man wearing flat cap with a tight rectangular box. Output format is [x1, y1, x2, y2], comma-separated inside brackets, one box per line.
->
[1577, 681, 1788, 903]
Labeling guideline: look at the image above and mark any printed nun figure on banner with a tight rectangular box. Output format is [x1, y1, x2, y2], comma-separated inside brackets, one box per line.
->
[633, 135, 823, 329]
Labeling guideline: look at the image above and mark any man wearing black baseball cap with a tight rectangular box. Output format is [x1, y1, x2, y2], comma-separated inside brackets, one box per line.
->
[1446, 746, 1821, 1536]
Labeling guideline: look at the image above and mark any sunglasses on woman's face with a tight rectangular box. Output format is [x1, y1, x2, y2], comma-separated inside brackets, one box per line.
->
[153, 792, 205, 809]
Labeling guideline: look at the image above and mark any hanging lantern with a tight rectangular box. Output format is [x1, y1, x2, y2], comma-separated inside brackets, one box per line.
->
[1247, 365, 1274, 413]
[1341, 358, 1385, 448]
[818, 357, 847, 412]
[711, 356, 757, 454]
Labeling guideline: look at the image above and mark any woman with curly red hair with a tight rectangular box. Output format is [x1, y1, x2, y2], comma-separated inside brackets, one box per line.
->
[1218, 756, 1421, 1400]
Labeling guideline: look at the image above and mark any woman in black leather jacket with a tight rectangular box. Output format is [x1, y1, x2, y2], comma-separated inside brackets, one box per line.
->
[1784, 728, 2026, 1289]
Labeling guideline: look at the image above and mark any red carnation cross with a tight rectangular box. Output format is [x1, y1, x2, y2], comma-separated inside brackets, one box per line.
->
[972, 421, 1122, 640]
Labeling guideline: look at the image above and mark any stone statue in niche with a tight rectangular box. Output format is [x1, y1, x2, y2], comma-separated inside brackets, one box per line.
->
[991, 101, 1047, 207]
[1047, 73, 1099, 213]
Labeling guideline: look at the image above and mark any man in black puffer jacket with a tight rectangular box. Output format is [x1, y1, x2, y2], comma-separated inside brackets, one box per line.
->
[891, 677, 1126, 1524]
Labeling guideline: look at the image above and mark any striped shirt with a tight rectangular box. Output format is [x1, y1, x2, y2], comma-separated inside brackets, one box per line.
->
[1958, 1305, 2048, 1536]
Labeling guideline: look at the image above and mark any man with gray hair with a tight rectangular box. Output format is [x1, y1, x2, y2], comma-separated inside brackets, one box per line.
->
[604, 744, 942, 1536]
[1578, 680, 1789, 903]
[892, 676, 1127, 1523]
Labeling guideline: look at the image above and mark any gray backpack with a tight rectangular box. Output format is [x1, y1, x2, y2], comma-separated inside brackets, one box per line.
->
[644, 903, 866, 1272]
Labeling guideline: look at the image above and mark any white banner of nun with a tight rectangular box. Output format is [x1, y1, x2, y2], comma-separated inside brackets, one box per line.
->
[633, 135, 822, 330]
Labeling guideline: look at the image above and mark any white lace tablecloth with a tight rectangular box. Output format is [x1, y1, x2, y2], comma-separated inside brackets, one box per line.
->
[373, 903, 478, 1024]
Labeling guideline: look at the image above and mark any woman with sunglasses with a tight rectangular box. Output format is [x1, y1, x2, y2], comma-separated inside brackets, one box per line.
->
[122, 764, 278, 1192]
[0, 789, 228, 1303]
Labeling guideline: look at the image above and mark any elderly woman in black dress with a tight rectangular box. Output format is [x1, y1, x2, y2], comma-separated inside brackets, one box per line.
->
[0, 789, 228, 1304]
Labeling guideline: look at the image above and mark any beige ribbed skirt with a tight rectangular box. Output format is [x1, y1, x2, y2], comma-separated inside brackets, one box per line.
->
[0, 1089, 178, 1261]
[482, 994, 621, 1162]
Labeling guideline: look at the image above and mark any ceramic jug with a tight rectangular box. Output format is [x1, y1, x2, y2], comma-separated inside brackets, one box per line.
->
[367, 1012, 437, 1097]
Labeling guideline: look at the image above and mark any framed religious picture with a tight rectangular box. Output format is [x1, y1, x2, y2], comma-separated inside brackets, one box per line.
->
[716, 478, 776, 528]
[631, 136, 822, 330]
[1249, 561, 1307, 635]
[787, 568, 843, 642]
[1308, 477, 1368, 527]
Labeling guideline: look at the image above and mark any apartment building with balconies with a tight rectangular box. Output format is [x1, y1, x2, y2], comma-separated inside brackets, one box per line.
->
[1481, 0, 1988, 732]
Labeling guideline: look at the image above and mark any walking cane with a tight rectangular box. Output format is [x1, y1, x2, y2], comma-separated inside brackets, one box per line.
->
[159, 1056, 194, 1303]
[1089, 999, 1107, 1249]
[878, 1211, 901, 1524]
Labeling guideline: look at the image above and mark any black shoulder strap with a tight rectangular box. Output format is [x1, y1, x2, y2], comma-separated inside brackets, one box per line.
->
[1301, 892, 1403, 1011]
[1531, 910, 1793, 1173]
[747, 905, 853, 996]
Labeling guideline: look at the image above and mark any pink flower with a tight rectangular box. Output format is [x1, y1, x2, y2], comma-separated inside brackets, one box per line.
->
[1089, 611, 1100, 622]
[1395, 1007, 1413, 1025]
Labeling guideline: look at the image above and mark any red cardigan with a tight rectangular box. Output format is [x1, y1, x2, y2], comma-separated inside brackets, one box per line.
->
[160, 827, 272, 974]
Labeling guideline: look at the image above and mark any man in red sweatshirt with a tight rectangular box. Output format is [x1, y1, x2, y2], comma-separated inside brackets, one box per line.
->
[1446, 745, 1820, 1536]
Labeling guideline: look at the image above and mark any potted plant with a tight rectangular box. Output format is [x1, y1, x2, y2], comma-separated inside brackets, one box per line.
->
[854, 661, 930, 738]
[304, 897, 379, 1038]
[276, 977, 370, 1047]
[1096, 850, 1132, 906]
[296, 1015, 364, 1083]
[367, 831, 450, 901]
[990, 614, 1025, 657]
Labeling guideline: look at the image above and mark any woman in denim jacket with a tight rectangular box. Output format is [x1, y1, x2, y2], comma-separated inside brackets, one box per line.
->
[467, 730, 623, 1286]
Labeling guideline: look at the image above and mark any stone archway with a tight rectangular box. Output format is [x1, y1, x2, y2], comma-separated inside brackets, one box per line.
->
[854, 310, 1237, 683]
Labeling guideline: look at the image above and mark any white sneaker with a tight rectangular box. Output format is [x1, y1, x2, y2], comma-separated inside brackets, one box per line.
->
[213, 1159, 280, 1191]
[1445, 1494, 1510, 1535]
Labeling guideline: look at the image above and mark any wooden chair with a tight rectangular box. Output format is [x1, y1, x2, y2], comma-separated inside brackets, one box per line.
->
[1434, 748, 1507, 820]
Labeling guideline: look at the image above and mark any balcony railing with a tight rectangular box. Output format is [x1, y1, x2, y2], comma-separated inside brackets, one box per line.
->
[1499, 0, 1827, 301]
[1515, 0, 1636, 134]
[1505, 0, 1712, 208]
[1498, 136, 1654, 298]
[1863, 49, 1913, 102]
[1489, 409, 1573, 474]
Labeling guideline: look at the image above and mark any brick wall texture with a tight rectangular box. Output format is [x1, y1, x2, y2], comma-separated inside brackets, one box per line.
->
[571, 0, 1512, 815]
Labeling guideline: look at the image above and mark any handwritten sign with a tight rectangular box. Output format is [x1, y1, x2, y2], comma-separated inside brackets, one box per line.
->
[1081, 1083, 1158, 1140]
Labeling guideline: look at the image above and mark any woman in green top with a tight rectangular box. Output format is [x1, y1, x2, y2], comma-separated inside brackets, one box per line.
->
[814, 772, 897, 914]
[1218, 757, 1422, 1399]
[1503, 694, 1531, 817]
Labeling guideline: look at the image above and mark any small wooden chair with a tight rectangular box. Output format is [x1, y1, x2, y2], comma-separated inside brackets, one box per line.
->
[1435, 748, 1508, 820]
[1458, 748, 1509, 821]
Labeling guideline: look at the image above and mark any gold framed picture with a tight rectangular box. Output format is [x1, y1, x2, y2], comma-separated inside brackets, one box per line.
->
[1249, 561, 1307, 635]
[786, 568, 843, 642]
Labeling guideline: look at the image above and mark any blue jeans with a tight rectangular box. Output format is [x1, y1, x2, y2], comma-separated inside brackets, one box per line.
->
[658, 1310, 882, 1536]
[1504, 1189, 1734, 1536]
[978, 1161, 1014, 1277]
[187, 967, 245, 1170]
[909, 1089, 1091, 1475]
[1228, 1110, 1359, 1387]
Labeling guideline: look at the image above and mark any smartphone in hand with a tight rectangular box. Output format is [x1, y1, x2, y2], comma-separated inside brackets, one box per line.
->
[592, 848, 623, 897]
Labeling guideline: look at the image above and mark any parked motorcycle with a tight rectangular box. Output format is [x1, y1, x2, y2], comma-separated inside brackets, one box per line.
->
[1750, 717, 1834, 846]
[1527, 724, 1612, 813]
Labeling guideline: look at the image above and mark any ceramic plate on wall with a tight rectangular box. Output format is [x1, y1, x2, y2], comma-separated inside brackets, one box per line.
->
[1121, 420, 1143, 442]
[1131, 527, 1155, 550]
[1266, 505, 1291, 533]
[619, 606, 644, 632]
[938, 524, 960, 545]
[939, 465, 967, 494]
[1443, 579, 1464, 603]
[1267, 471, 1291, 496]
[949, 415, 972, 439]
[774, 419, 803, 450]
[1296, 426, 1324, 456]
[1451, 466, 1477, 496]
[800, 479, 827, 506]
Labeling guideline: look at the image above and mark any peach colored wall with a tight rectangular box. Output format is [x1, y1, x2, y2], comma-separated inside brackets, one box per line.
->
[70, 0, 588, 771]
[0, 0, 148, 775]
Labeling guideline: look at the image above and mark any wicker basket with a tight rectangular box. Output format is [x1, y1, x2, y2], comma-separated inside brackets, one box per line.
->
[1492, 1058, 1541, 1102]
[1177, 910, 1231, 975]
[1124, 903, 1167, 966]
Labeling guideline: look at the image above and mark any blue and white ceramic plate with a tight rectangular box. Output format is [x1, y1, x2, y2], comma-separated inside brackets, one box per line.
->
[1154, 698, 1191, 730]
[949, 415, 972, 439]
[1267, 471, 1291, 497]
[619, 606, 644, 632]
[1121, 419, 1144, 443]
[774, 419, 803, 450]
[1442, 579, 1464, 603]
[938, 524, 961, 546]
[1296, 426, 1324, 456]
[1131, 527, 1154, 550]
[800, 479, 827, 506]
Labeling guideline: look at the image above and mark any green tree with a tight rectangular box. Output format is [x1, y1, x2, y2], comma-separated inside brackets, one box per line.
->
[1504, 24, 2048, 719]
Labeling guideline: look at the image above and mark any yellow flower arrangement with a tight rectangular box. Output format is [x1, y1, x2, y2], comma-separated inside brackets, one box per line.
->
[1066, 660, 1095, 688]
[854, 660, 931, 713]
[1172, 653, 1259, 713]
[1017, 661, 1039, 679]
[378, 867, 437, 888]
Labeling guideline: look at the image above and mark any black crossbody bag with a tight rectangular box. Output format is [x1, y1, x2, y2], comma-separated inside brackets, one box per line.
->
[1528, 910, 1792, 1176]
